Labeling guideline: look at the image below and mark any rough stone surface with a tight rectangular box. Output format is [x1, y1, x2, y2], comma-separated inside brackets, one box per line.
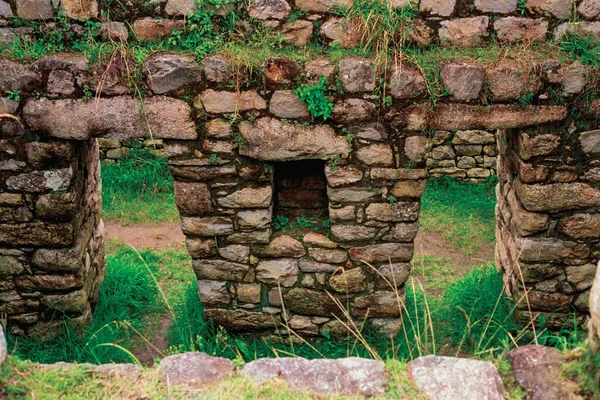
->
[494, 17, 548, 43]
[475, 0, 517, 13]
[61, 0, 97, 20]
[295, 0, 352, 13]
[16, 0, 53, 19]
[248, 0, 290, 20]
[0, 58, 40, 92]
[527, 0, 574, 19]
[256, 259, 299, 287]
[197, 90, 266, 114]
[241, 357, 387, 397]
[339, 58, 375, 93]
[160, 352, 235, 385]
[269, 90, 309, 119]
[332, 99, 376, 123]
[132, 18, 184, 40]
[238, 117, 351, 161]
[281, 20, 313, 46]
[389, 65, 426, 99]
[146, 53, 202, 94]
[165, 0, 197, 16]
[439, 17, 489, 47]
[408, 356, 505, 400]
[24, 96, 196, 140]
[419, 0, 456, 16]
[441, 63, 484, 101]
[580, 0, 600, 19]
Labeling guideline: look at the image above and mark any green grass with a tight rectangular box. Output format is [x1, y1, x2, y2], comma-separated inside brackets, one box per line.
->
[420, 176, 497, 256]
[101, 146, 179, 225]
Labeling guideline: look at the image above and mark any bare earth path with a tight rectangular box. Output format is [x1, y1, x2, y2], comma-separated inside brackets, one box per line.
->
[105, 221, 186, 251]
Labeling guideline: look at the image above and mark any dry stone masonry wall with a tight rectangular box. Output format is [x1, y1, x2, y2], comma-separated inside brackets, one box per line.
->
[0, 0, 599, 337]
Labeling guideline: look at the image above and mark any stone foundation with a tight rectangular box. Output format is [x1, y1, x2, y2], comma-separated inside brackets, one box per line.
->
[1, 0, 600, 337]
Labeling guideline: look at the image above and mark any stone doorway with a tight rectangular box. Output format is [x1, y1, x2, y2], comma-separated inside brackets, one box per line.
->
[273, 160, 328, 219]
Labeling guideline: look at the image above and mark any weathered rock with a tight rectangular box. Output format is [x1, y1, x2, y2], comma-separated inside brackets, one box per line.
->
[389, 65, 426, 99]
[332, 99, 376, 123]
[283, 288, 340, 316]
[506, 345, 578, 400]
[580, 130, 600, 155]
[160, 352, 235, 385]
[439, 17, 489, 47]
[174, 181, 212, 216]
[408, 356, 504, 400]
[41, 290, 89, 312]
[304, 57, 336, 83]
[494, 17, 548, 43]
[205, 119, 233, 139]
[205, 309, 279, 331]
[516, 237, 589, 262]
[235, 283, 261, 303]
[181, 216, 233, 236]
[193, 259, 250, 281]
[101, 22, 128, 42]
[218, 244, 250, 263]
[256, 259, 299, 287]
[309, 248, 347, 264]
[238, 117, 351, 161]
[429, 104, 568, 130]
[376, 263, 411, 289]
[328, 187, 378, 203]
[0, 1, 13, 18]
[515, 180, 600, 213]
[320, 17, 363, 48]
[202, 54, 233, 83]
[198, 280, 230, 306]
[264, 235, 305, 258]
[6, 169, 72, 192]
[580, 0, 600, 19]
[217, 187, 272, 208]
[474, 0, 517, 13]
[353, 290, 403, 317]
[329, 268, 367, 293]
[248, 0, 290, 20]
[527, 0, 574, 19]
[299, 259, 338, 273]
[381, 222, 420, 242]
[47, 70, 75, 96]
[303, 232, 337, 248]
[145, 53, 202, 94]
[419, 0, 456, 16]
[269, 90, 309, 119]
[365, 202, 420, 222]
[24, 96, 196, 140]
[339, 58, 375, 93]
[349, 123, 388, 141]
[281, 20, 313, 46]
[186, 238, 217, 258]
[558, 213, 600, 240]
[61, 0, 97, 20]
[132, 18, 184, 40]
[325, 165, 363, 187]
[165, 0, 197, 16]
[196, 90, 266, 114]
[331, 225, 378, 242]
[241, 357, 386, 397]
[486, 61, 540, 101]
[295, 0, 352, 13]
[453, 130, 495, 145]
[0, 58, 40, 92]
[236, 210, 271, 230]
[15, 0, 53, 19]
[349, 243, 413, 263]
[440, 63, 484, 101]
[356, 144, 393, 166]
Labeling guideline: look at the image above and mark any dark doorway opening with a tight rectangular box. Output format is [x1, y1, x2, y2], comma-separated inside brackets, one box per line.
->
[273, 160, 329, 219]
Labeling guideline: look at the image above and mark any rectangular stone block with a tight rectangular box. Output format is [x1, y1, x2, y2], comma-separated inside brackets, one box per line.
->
[0, 221, 75, 246]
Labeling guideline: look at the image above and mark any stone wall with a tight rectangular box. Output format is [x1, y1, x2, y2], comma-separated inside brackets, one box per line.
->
[1, 0, 600, 337]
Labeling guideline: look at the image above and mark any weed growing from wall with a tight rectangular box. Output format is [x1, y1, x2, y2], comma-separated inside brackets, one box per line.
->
[293, 78, 334, 120]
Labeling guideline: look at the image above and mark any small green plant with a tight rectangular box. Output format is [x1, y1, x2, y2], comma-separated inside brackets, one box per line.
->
[81, 85, 93, 102]
[517, 0, 530, 15]
[517, 92, 534, 106]
[293, 78, 334, 120]
[328, 155, 341, 171]
[560, 33, 600, 68]
[387, 195, 397, 203]
[233, 131, 246, 149]
[273, 215, 289, 230]
[345, 133, 355, 143]
[5, 90, 20, 101]
[296, 215, 318, 231]
[209, 153, 218, 164]
[321, 219, 331, 230]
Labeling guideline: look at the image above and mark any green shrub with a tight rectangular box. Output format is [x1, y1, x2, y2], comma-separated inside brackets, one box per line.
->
[561, 33, 600, 68]
[293, 78, 334, 120]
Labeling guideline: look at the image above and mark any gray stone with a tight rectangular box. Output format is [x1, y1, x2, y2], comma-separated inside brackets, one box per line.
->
[299, 259, 338, 273]
[389, 66, 426, 99]
[349, 243, 413, 263]
[198, 280, 230, 306]
[174, 181, 212, 216]
[356, 144, 393, 166]
[41, 290, 89, 312]
[264, 235, 305, 258]
[24, 96, 196, 140]
[439, 17, 489, 47]
[202, 54, 233, 83]
[527, 0, 574, 19]
[329, 268, 367, 293]
[238, 117, 351, 161]
[236, 210, 271, 230]
[181, 216, 233, 236]
[339, 58, 375, 93]
[474, 0, 517, 13]
[431, 145, 455, 160]
[580, 0, 600, 19]
[0, 58, 40, 92]
[281, 20, 313, 46]
[0, 1, 13, 18]
[6, 169, 72, 192]
[186, 238, 217, 258]
[381, 222, 420, 242]
[457, 156, 476, 169]
[61, 0, 97, 20]
[453, 130, 495, 145]
[217, 187, 272, 208]
[256, 259, 299, 287]
[47, 70, 74, 95]
[160, 352, 235, 385]
[16, 0, 53, 19]
[309, 248, 347, 264]
[332, 99, 376, 123]
[320, 17, 362, 49]
[205, 309, 279, 332]
[348, 123, 388, 141]
[325, 165, 363, 187]
[303, 232, 337, 248]
[455, 144, 482, 156]
[328, 187, 378, 203]
[353, 290, 404, 317]
[295, 0, 352, 13]
[580, 130, 600, 154]
[193, 259, 250, 281]
[101, 22, 128, 42]
[241, 357, 386, 396]
[376, 263, 411, 289]
[419, 0, 456, 16]
[165, 0, 197, 16]
[146, 53, 202, 94]
[408, 356, 504, 400]
[218, 244, 250, 263]
[248, 0, 290, 20]
[269, 90, 309, 119]
[196, 90, 266, 114]
[441, 63, 484, 101]
[506, 345, 577, 400]
[331, 225, 378, 242]
[516, 237, 589, 262]
[365, 202, 420, 222]
[494, 17, 548, 43]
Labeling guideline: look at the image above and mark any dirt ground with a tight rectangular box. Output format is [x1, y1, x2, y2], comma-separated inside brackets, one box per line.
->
[105, 221, 186, 250]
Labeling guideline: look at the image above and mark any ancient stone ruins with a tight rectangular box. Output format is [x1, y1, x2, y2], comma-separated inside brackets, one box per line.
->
[1, 0, 600, 338]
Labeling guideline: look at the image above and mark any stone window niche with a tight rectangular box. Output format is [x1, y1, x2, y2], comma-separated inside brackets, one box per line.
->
[273, 160, 329, 219]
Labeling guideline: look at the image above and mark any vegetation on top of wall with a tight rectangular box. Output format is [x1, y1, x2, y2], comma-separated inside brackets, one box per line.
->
[560, 33, 600, 68]
[293, 77, 335, 120]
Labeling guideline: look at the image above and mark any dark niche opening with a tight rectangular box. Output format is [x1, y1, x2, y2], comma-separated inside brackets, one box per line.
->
[273, 160, 329, 219]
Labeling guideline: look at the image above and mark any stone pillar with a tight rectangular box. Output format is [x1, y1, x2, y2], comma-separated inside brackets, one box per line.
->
[496, 127, 600, 328]
[0, 132, 104, 338]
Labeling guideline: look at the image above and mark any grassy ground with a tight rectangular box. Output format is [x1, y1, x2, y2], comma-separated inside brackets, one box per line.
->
[101, 147, 179, 225]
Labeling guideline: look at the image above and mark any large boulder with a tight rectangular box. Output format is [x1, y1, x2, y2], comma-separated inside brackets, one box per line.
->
[0, 58, 40, 92]
[241, 357, 387, 396]
[159, 352, 235, 385]
[145, 53, 202, 94]
[238, 117, 351, 161]
[23, 96, 196, 140]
